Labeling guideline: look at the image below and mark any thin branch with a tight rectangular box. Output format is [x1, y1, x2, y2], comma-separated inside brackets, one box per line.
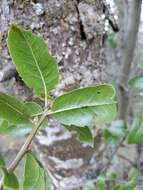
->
[118, 0, 142, 120]
[118, 153, 137, 168]
[7, 112, 47, 172]
[101, 135, 127, 172]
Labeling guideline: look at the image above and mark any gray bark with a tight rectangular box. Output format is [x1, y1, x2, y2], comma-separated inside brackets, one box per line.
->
[0, 0, 107, 189]
[118, 0, 142, 120]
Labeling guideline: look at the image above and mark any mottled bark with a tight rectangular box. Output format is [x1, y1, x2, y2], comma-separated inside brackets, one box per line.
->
[0, 0, 107, 189]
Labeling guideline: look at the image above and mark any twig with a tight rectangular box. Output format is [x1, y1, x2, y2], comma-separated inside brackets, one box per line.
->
[118, 154, 137, 168]
[118, 0, 142, 120]
[101, 136, 127, 172]
[7, 112, 47, 172]
[0, 110, 49, 189]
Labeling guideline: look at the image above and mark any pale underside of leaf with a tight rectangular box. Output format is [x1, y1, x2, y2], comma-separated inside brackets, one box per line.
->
[52, 85, 117, 127]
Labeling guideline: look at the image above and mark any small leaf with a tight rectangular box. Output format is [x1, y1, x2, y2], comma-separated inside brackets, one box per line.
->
[7, 24, 59, 98]
[128, 76, 143, 90]
[106, 169, 117, 181]
[115, 169, 139, 190]
[83, 181, 96, 190]
[128, 168, 139, 182]
[65, 125, 94, 147]
[0, 118, 34, 136]
[25, 102, 43, 116]
[104, 120, 127, 144]
[128, 116, 143, 144]
[0, 92, 30, 124]
[0, 119, 13, 134]
[23, 153, 49, 190]
[95, 176, 106, 190]
[52, 85, 117, 127]
[3, 169, 19, 189]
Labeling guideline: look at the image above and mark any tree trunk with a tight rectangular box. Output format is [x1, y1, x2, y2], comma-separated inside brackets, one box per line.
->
[0, 0, 108, 189]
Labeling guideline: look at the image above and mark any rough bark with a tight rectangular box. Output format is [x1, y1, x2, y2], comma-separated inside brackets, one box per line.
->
[0, 0, 107, 189]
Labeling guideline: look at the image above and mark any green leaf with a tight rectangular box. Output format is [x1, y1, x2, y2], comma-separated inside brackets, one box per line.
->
[115, 169, 139, 190]
[3, 169, 19, 189]
[83, 181, 96, 190]
[128, 76, 143, 90]
[0, 118, 34, 135]
[25, 102, 43, 116]
[95, 176, 106, 190]
[25, 102, 48, 128]
[0, 92, 30, 124]
[0, 154, 5, 168]
[128, 168, 139, 182]
[0, 119, 13, 134]
[128, 116, 143, 144]
[52, 84, 117, 127]
[65, 125, 94, 147]
[104, 120, 127, 144]
[0, 118, 47, 136]
[106, 169, 117, 181]
[7, 24, 59, 98]
[23, 153, 49, 190]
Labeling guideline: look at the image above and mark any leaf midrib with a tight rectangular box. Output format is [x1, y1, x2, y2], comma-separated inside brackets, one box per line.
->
[52, 102, 117, 114]
[20, 30, 47, 98]
[0, 99, 28, 120]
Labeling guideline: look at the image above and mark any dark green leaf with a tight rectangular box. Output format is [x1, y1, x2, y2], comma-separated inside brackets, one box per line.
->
[128, 116, 143, 144]
[3, 169, 19, 189]
[52, 85, 117, 127]
[128, 76, 143, 90]
[0, 92, 30, 124]
[65, 125, 94, 146]
[7, 25, 59, 98]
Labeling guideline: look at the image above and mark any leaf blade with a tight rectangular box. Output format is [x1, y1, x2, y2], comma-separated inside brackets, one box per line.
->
[7, 25, 59, 98]
[52, 85, 117, 127]
[65, 125, 94, 146]
[3, 169, 19, 189]
[128, 117, 143, 144]
[0, 92, 30, 124]
[23, 153, 50, 190]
